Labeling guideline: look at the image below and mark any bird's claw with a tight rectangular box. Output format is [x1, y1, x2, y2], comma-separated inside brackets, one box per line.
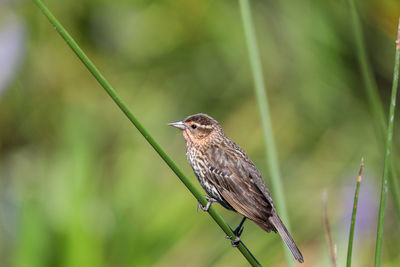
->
[197, 196, 217, 212]
[197, 201, 211, 212]
[225, 235, 241, 247]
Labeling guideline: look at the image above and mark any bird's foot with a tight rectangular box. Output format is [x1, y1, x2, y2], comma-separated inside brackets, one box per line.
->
[197, 196, 218, 212]
[225, 235, 241, 247]
[232, 217, 246, 237]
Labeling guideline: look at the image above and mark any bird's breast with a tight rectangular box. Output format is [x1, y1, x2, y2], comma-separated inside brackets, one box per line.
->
[186, 146, 222, 201]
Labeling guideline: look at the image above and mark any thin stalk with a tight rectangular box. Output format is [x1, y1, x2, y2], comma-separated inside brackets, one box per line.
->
[348, 0, 386, 131]
[31, 0, 261, 266]
[374, 19, 400, 267]
[346, 158, 364, 267]
[238, 0, 294, 265]
[348, 0, 400, 222]
[322, 191, 338, 267]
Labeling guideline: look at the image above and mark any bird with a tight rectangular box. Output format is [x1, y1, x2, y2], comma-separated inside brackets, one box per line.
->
[168, 113, 304, 263]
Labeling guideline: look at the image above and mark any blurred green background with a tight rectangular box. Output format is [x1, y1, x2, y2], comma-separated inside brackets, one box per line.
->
[1, 0, 400, 266]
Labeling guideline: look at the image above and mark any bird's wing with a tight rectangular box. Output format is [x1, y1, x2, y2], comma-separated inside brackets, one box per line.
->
[205, 146, 275, 221]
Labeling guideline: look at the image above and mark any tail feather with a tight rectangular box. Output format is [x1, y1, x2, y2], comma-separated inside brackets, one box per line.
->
[268, 213, 304, 263]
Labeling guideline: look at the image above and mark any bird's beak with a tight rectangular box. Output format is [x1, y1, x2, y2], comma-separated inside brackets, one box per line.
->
[168, 120, 187, 130]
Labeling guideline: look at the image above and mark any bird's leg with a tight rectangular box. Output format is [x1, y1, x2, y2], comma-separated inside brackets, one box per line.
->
[197, 196, 218, 212]
[225, 217, 247, 247]
[233, 217, 246, 237]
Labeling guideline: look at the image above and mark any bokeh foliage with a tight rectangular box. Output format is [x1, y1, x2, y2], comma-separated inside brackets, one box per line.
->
[1, 0, 400, 266]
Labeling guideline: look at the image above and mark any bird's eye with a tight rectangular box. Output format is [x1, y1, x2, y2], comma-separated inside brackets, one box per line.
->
[191, 124, 197, 129]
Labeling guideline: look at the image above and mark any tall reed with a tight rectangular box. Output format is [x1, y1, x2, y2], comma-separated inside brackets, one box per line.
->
[347, 0, 400, 221]
[374, 20, 400, 267]
[239, 0, 294, 265]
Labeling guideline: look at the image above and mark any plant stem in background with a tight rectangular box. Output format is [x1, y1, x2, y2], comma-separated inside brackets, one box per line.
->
[374, 19, 400, 267]
[347, 0, 400, 222]
[31, 0, 261, 266]
[348, 0, 386, 131]
[322, 191, 338, 267]
[238, 0, 294, 265]
[346, 158, 364, 267]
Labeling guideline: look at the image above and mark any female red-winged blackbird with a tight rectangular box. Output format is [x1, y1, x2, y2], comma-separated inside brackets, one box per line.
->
[169, 113, 303, 263]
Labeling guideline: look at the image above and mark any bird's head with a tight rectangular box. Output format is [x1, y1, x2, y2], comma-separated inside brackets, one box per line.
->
[168, 113, 223, 144]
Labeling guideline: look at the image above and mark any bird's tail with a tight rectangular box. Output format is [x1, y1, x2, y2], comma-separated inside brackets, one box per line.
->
[268, 213, 304, 263]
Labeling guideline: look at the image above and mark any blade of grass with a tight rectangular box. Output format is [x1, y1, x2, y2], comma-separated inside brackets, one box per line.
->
[322, 191, 338, 267]
[348, 0, 386, 132]
[374, 18, 400, 267]
[238, 0, 294, 265]
[346, 158, 364, 267]
[31, 0, 261, 266]
[348, 0, 400, 222]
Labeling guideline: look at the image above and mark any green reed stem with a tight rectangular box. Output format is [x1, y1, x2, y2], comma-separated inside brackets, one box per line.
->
[346, 159, 364, 267]
[31, 0, 261, 266]
[239, 0, 294, 265]
[348, 0, 400, 222]
[374, 19, 400, 267]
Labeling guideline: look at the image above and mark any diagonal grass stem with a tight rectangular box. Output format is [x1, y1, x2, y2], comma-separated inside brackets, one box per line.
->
[31, 0, 261, 265]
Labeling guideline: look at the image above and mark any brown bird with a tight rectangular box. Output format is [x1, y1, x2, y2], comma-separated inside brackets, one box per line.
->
[169, 113, 303, 263]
